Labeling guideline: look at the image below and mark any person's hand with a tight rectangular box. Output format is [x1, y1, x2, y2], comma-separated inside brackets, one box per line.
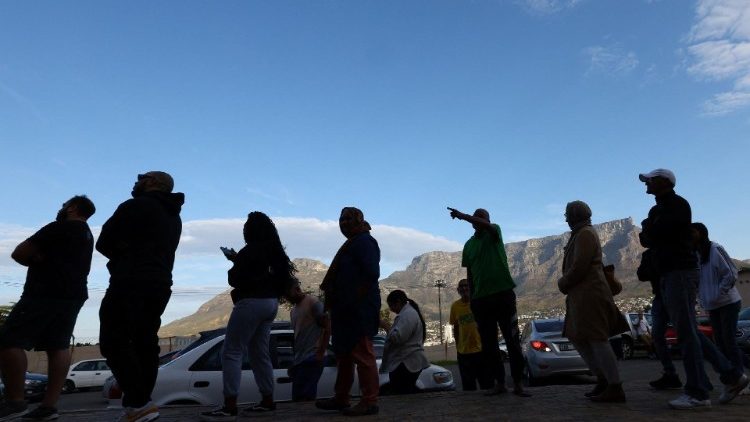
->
[448, 207, 463, 220]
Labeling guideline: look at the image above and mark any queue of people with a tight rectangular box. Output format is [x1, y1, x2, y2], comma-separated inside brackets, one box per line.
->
[0, 167, 747, 421]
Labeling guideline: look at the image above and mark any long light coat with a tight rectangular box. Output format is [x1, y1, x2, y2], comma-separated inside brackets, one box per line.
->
[558, 226, 629, 341]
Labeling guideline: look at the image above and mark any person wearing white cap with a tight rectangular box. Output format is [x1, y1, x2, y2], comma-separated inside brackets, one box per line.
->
[639, 168, 711, 409]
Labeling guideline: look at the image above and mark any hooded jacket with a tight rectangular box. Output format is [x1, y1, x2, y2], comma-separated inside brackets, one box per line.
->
[97, 190, 184, 287]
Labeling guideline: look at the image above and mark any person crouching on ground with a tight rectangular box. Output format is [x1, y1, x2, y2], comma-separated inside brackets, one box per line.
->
[285, 281, 330, 402]
[557, 201, 629, 403]
[379, 290, 430, 394]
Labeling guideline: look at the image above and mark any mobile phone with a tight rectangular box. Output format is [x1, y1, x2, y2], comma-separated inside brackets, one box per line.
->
[220, 246, 235, 259]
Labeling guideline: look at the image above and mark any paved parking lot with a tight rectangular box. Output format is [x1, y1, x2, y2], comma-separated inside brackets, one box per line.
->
[53, 359, 750, 421]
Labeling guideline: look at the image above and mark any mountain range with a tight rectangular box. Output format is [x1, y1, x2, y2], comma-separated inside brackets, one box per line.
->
[159, 218, 740, 337]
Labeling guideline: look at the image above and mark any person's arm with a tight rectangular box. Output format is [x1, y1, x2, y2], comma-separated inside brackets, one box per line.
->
[713, 244, 738, 294]
[386, 312, 415, 346]
[449, 305, 459, 343]
[11, 240, 42, 266]
[96, 200, 138, 259]
[557, 230, 596, 294]
[650, 197, 691, 246]
[449, 208, 499, 241]
[314, 305, 331, 362]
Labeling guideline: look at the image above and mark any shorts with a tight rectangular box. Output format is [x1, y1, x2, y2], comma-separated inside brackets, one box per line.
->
[0, 296, 85, 351]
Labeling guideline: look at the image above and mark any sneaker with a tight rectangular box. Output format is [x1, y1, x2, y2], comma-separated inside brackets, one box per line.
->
[239, 402, 276, 415]
[199, 406, 237, 421]
[649, 373, 682, 390]
[0, 401, 28, 421]
[21, 406, 58, 421]
[120, 402, 159, 422]
[341, 402, 379, 417]
[668, 394, 711, 410]
[315, 398, 350, 411]
[719, 374, 750, 404]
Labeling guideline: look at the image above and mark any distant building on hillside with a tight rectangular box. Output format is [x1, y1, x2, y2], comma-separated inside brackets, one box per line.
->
[737, 266, 750, 305]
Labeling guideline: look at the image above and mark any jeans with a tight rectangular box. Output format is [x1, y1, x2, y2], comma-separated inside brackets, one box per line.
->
[457, 352, 493, 391]
[650, 295, 677, 376]
[660, 270, 711, 400]
[334, 336, 379, 405]
[471, 290, 525, 386]
[289, 357, 324, 401]
[222, 298, 278, 398]
[708, 301, 744, 382]
[99, 284, 171, 408]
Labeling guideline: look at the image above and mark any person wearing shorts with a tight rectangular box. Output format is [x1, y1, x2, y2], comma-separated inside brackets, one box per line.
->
[0, 195, 95, 421]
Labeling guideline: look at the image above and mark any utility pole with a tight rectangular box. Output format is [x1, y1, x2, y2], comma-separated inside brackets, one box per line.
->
[434, 279, 447, 360]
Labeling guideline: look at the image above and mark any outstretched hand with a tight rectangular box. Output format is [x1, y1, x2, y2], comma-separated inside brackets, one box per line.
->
[447, 207, 464, 220]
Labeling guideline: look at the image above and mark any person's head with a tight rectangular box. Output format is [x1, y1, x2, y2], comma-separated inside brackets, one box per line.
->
[457, 278, 470, 301]
[339, 207, 370, 239]
[243, 211, 281, 245]
[132, 171, 174, 197]
[472, 208, 490, 231]
[564, 201, 592, 230]
[692, 222, 711, 264]
[386, 290, 427, 343]
[639, 169, 675, 197]
[56, 195, 96, 222]
[285, 281, 305, 305]
[386, 289, 408, 313]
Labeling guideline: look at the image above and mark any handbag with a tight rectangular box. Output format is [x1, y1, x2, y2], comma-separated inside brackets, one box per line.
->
[603, 264, 622, 296]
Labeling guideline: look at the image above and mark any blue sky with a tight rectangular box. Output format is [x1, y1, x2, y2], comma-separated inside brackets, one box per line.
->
[1, 0, 749, 340]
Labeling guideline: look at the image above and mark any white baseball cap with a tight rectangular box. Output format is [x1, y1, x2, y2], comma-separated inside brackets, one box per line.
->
[639, 168, 676, 186]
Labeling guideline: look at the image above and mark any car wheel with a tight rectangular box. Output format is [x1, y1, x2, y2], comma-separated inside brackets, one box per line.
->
[62, 380, 75, 394]
[523, 361, 540, 387]
[622, 337, 634, 360]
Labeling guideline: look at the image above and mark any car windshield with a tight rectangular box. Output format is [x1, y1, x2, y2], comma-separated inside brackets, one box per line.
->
[535, 320, 564, 333]
[739, 307, 750, 321]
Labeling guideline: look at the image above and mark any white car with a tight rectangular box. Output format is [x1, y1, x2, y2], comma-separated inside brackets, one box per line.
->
[64, 359, 112, 392]
[105, 329, 454, 406]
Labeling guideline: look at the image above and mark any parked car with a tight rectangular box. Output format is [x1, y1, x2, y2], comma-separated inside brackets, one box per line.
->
[520, 318, 590, 386]
[664, 315, 715, 354]
[498, 339, 508, 361]
[620, 312, 652, 359]
[105, 329, 454, 406]
[0, 372, 48, 402]
[64, 359, 112, 392]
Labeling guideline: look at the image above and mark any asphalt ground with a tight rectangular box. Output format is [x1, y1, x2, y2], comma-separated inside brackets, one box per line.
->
[40, 359, 750, 421]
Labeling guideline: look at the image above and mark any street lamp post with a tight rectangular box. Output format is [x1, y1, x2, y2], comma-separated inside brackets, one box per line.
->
[434, 279, 447, 360]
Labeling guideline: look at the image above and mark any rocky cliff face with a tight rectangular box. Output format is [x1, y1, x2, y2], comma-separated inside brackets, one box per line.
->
[160, 218, 651, 337]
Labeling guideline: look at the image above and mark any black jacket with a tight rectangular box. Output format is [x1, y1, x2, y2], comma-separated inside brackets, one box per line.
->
[97, 190, 184, 287]
[642, 190, 698, 274]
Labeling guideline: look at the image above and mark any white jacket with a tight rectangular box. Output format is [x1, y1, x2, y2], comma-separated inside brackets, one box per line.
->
[380, 303, 430, 374]
[698, 242, 741, 311]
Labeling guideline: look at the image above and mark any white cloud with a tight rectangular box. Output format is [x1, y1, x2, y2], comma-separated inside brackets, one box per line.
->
[583, 45, 640, 76]
[517, 0, 584, 15]
[686, 0, 750, 115]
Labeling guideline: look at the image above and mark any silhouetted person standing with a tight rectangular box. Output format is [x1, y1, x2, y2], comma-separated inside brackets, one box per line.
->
[0, 196, 95, 421]
[316, 207, 381, 416]
[97, 171, 184, 422]
[449, 207, 530, 397]
[638, 168, 712, 410]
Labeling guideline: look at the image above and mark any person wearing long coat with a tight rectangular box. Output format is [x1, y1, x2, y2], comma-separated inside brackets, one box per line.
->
[558, 201, 629, 403]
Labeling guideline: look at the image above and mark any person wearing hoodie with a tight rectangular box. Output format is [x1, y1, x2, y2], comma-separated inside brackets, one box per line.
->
[97, 171, 184, 422]
[692, 222, 749, 403]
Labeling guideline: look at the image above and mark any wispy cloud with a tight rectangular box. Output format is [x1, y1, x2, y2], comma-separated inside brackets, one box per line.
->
[685, 0, 750, 116]
[0, 80, 45, 122]
[583, 45, 640, 77]
[245, 186, 295, 205]
[516, 0, 584, 15]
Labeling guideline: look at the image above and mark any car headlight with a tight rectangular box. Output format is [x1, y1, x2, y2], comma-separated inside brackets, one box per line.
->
[24, 379, 43, 386]
[432, 371, 452, 384]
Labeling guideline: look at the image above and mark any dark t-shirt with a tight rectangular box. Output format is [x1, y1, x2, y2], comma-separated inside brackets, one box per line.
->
[23, 220, 93, 300]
